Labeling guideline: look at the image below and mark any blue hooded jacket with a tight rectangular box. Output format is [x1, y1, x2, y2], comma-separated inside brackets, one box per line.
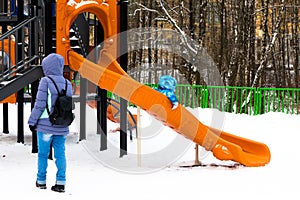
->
[28, 53, 73, 135]
[156, 75, 179, 107]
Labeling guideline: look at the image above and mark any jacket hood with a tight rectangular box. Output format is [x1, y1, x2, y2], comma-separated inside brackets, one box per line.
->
[158, 75, 177, 91]
[42, 53, 64, 76]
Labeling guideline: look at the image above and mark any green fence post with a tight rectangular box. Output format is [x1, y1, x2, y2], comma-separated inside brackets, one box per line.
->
[248, 89, 252, 115]
[254, 88, 262, 115]
[201, 87, 208, 108]
[281, 90, 285, 113]
[296, 90, 300, 115]
[267, 90, 271, 113]
[291, 90, 295, 114]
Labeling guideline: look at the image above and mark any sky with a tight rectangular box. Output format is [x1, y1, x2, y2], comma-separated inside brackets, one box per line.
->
[0, 102, 299, 200]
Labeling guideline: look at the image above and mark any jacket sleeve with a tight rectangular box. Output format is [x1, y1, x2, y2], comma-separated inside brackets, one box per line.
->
[28, 78, 48, 126]
[165, 90, 179, 105]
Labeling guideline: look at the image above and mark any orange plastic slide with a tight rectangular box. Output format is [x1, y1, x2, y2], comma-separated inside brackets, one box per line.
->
[106, 102, 137, 128]
[87, 99, 137, 127]
[67, 50, 271, 167]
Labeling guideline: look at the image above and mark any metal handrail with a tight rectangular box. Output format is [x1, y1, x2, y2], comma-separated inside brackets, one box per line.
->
[0, 16, 43, 83]
[0, 17, 38, 40]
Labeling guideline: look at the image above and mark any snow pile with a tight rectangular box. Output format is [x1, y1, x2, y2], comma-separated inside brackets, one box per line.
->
[0, 103, 299, 199]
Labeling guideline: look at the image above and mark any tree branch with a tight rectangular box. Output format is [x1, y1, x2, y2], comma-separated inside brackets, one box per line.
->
[157, 0, 198, 55]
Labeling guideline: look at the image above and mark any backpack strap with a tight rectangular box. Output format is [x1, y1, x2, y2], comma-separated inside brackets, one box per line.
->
[47, 76, 60, 94]
[45, 76, 68, 115]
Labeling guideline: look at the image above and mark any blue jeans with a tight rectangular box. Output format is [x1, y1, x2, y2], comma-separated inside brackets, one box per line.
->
[36, 132, 66, 185]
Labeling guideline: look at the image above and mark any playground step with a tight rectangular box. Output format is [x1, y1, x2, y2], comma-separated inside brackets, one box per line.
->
[51, 25, 85, 55]
[0, 66, 43, 102]
[0, 73, 23, 86]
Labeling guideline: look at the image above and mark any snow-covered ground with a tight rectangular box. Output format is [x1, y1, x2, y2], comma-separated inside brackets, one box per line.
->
[0, 102, 299, 199]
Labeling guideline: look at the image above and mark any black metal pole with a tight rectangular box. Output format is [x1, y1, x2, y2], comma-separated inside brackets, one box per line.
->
[17, 89, 24, 143]
[79, 76, 87, 140]
[3, 103, 9, 133]
[93, 16, 107, 151]
[99, 87, 107, 150]
[31, 80, 39, 153]
[96, 88, 101, 135]
[119, 0, 128, 157]
[120, 99, 127, 157]
[16, 0, 24, 143]
[2, 25, 9, 134]
[29, 1, 39, 153]
[44, 0, 53, 54]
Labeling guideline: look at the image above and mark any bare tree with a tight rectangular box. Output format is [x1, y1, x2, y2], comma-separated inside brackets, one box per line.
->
[252, 1, 284, 88]
[128, 0, 299, 88]
[291, 1, 299, 88]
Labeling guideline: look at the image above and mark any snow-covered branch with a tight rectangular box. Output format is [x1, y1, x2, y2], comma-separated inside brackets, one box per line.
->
[157, 0, 198, 55]
[131, 2, 160, 16]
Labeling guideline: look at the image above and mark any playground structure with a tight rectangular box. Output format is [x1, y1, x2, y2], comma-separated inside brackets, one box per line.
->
[0, 0, 270, 167]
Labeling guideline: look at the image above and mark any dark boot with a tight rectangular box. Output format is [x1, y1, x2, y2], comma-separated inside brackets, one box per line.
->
[51, 184, 65, 193]
[36, 181, 47, 189]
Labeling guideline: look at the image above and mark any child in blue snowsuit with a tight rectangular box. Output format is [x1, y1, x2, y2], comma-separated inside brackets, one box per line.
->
[156, 75, 179, 110]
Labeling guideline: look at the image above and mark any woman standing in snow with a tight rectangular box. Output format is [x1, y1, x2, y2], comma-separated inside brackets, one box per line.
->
[28, 53, 73, 193]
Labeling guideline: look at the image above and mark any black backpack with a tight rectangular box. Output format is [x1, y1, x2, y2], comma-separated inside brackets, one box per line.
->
[46, 76, 75, 126]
